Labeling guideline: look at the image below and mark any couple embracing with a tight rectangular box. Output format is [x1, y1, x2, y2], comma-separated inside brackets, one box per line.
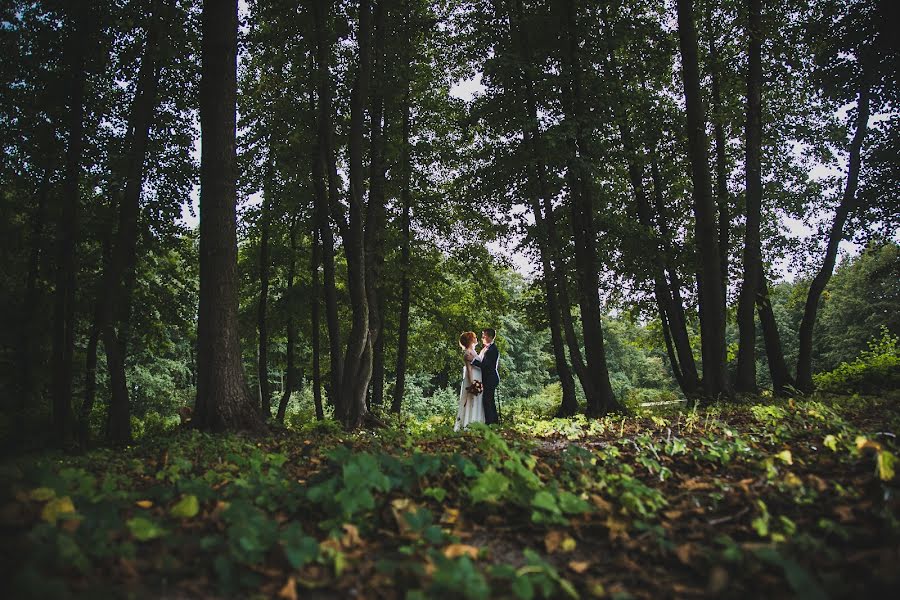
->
[454, 328, 500, 431]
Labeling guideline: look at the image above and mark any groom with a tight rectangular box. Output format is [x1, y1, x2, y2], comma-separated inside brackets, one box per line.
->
[471, 328, 500, 424]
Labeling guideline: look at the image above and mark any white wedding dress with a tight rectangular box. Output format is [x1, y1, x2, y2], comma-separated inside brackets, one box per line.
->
[454, 348, 485, 431]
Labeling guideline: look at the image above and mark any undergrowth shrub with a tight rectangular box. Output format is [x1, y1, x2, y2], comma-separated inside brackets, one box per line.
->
[814, 328, 900, 394]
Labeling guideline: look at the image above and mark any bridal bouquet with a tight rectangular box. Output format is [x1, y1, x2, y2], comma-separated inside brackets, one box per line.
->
[466, 380, 484, 395]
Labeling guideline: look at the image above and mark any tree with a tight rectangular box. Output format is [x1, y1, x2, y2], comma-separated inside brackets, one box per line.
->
[193, 0, 262, 432]
[51, 0, 92, 444]
[675, 0, 730, 399]
[735, 0, 764, 393]
[506, 0, 578, 416]
[556, 0, 620, 416]
[795, 0, 890, 392]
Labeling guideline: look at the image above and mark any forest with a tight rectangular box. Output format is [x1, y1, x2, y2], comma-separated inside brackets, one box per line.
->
[1, 0, 898, 597]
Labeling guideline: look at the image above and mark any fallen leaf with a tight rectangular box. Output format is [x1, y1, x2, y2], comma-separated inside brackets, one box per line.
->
[443, 544, 479, 560]
[30, 487, 56, 502]
[41, 496, 75, 524]
[341, 523, 362, 548]
[682, 478, 715, 491]
[544, 529, 575, 554]
[782, 472, 803, 487]
[833, 505, 854, 522]
[662, 510, 682, 520]
[590, 494, 613, 514]
[278, 575, 297, 600]
[440, 507, 460, 525]
[707, 565, 729, 594]
[807, 474, 828, 492]
[605, 515, 629, 542]
[776, 450, 793, 465]
[120, 558, 139, 580]
[135, 500, 153, 509]
[568, 560, 591, 574]
[210, 500, 230, 520]
[675, 543, 694, 565]
[390, 498, 418, 538]
[587, 579, 606, 597]
[855, 436, 881, 452]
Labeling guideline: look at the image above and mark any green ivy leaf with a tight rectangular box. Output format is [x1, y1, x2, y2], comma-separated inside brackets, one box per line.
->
[531, 491, 558, 513]
[127, 516, 166, 541]
[280, 523, 319, 568]
[170, 494, 199, 518]
[423, 487, 448, 502]
[558, 491, 590, 514]
[877, 450, 895, 481]
[469, 468, 510, 504]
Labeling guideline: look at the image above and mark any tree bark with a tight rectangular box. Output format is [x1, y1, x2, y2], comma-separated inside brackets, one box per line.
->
[311, 226, 325, 421]
[662, 306, 685, 382]
[558, 0, 620, 416]
[312, 0, 344, 411]
[102, 2, 169, 444]
[277, 216, 298, 423]
[796, 82, 870, 392]
[341, 0, 375, 429]
[649, 157, 701, 395]
[80, 232, 111, 445]
[392, 16, 413, 414]
[20, 163, 52, 421]
[365, 0, 388, 409]
[676, 0, 730, 399]
[706, 4, 730, 307]
[735, 0, 763, 394]
[193, 0, 262, 432]
[509, 0, 578, 416]
[756, 263, 795, 395]
[257, 164, 273, 418]
[51, 1, 89, 445]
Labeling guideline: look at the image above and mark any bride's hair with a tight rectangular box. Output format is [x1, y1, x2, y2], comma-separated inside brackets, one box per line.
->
[459, 331, 476, 349]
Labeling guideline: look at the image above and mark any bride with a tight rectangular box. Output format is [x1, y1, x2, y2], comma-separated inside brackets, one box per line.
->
[454, 331, 485, 431]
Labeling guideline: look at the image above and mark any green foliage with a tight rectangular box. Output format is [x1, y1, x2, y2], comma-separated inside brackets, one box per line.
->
[813, 328, 900, 394]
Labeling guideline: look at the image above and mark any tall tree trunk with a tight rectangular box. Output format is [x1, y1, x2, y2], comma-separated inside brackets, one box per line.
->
[311, 227, 325, 420]
[365, 0, 388, 409]
[194, 0, 261, 432]
[756, 264, 794, 395]
[735, 0, 763, 394]
[607, 33, 703, 400]
[312, 0, 343, 411]
[706, 4, 730, 306]
[558, 0, 619, 416]
[80, 232, 111, 445]
[257, 167, 272, 417]
[649, 157, 702, 395]
[102, 2, 167, 444]
[509, 0, 577, 416]
[51, 2, 89, 445]
[661, 306, 685, 383]
[676, 0, 730, 399]
[342, 0, 375, 429]
[392, 22, 413, 414]
[277, 216, 298, 423]
[796, 82, 870, 392]
[20, 163, 52, 422]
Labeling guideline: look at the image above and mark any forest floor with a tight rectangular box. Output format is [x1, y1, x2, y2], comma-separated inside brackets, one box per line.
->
[2, 393, 899, 599]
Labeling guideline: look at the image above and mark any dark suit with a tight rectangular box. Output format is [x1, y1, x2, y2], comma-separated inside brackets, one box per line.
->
[472, 343, 500, 424]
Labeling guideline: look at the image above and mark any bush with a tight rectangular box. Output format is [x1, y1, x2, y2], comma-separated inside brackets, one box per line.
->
[814, 328, 900, 394]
